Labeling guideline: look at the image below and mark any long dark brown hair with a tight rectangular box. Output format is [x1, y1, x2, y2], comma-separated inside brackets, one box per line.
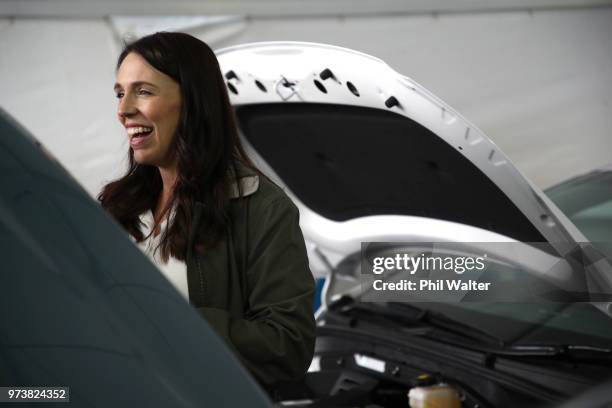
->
[99, 32, 254, 261]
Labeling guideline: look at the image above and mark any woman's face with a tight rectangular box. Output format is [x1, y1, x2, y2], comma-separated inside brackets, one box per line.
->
[114, 52, 181, 168]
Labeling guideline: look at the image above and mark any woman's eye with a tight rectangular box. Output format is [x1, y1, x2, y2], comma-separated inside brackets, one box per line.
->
[138, 89, 152, 95]
[115, 92, 124, 99]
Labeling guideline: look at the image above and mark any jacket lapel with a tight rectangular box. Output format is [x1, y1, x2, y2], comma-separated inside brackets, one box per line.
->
[186, 162, 259, 307]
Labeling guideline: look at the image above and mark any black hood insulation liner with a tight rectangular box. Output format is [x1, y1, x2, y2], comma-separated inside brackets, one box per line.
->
[237, 103, 546, 243]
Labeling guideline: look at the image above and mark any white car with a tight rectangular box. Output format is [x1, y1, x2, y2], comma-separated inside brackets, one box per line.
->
[217, 42, 612, 408]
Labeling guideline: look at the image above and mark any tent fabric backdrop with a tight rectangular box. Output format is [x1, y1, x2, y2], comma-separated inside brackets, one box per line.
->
[0, 7, 611, 196]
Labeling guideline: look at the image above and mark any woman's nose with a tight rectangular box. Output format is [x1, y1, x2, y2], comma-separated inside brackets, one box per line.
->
[117, 94, 137, 118]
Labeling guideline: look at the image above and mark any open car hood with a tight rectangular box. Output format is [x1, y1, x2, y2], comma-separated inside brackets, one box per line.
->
[216, 42, 585, 259]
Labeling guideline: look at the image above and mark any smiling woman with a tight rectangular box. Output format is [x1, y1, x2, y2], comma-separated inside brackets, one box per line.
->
[98, 32, 316, 387]
[114, 53, 181, 169]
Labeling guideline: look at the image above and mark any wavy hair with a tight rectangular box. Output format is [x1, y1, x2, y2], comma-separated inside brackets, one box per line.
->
[98, 32, 254, 261]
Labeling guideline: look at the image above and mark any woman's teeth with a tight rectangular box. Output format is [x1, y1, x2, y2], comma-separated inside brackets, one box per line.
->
[127, 126, 153, 136]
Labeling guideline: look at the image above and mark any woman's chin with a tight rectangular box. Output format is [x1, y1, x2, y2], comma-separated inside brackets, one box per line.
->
[133, 151, 154, 166]
[133, 152, 170, 168]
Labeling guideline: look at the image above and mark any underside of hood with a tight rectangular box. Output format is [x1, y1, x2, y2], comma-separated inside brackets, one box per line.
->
[218, 41, 583, 250]
[236, 102, 546, 243]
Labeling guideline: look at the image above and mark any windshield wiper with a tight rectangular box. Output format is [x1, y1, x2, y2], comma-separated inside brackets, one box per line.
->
[326, 297, 612, 367]
[497, 344, 612, 359]
[327, 296, 506, 347]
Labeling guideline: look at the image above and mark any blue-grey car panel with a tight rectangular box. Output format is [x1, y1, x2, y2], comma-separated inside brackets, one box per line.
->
[0, 108, 271, 407]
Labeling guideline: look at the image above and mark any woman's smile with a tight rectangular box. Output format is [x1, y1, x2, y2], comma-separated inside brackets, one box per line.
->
[127, 125, 154, 149]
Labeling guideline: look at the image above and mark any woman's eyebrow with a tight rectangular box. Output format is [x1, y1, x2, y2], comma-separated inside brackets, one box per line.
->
[113, 81, 159, 91]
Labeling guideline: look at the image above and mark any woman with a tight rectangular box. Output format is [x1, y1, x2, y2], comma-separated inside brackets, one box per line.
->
[99, 32, 315, 386]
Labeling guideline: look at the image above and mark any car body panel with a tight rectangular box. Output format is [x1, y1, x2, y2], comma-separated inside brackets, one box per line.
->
[0, 108, 271, 407]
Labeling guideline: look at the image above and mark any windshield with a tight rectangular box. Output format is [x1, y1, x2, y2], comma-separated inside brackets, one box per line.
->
[546, 171, 612, 250]
[424, 302, 612, 349]
[327, 245, 612, 349]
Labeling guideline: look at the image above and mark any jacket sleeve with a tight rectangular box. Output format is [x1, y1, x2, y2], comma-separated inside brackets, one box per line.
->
[196, 196, 316, 386]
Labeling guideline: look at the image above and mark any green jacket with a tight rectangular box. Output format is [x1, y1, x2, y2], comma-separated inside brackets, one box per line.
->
[185, 164, 316, 386]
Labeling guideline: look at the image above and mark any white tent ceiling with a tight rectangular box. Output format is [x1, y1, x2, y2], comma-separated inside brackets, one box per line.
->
[2, 0, 612, 17]
[0, 1, 611, 196]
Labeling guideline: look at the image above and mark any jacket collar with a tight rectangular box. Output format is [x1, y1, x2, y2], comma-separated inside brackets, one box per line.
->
[228, 161, 259, 199]
[188, 161, 259, 252]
